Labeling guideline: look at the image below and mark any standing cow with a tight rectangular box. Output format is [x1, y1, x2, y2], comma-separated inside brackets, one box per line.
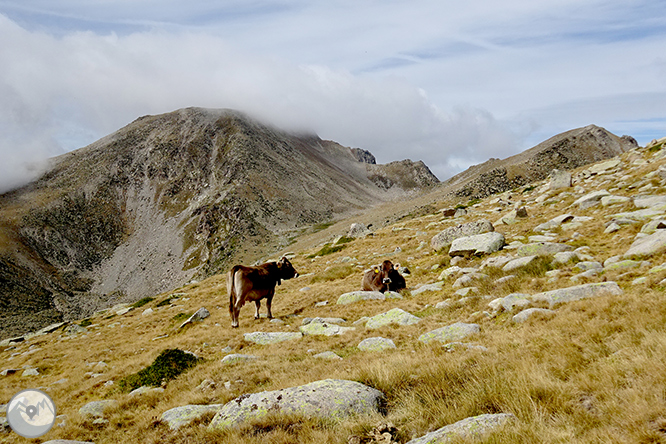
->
[228, 256, 299, 328]
[362, 260, 406, 293]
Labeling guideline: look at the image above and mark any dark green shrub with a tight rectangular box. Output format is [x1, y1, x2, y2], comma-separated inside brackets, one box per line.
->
[117, 349, 202, 392]
[131, 296, 154, 309]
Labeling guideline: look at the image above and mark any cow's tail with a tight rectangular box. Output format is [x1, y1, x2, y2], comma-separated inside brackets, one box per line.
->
[228, 266, 240, 317]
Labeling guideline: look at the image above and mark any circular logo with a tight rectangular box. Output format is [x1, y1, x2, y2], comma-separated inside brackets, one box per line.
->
[7, 389, 57, 438]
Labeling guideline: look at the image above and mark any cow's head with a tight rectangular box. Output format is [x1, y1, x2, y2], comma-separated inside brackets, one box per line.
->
[379, 260, 394, 285]
[276, 256, 299, 285]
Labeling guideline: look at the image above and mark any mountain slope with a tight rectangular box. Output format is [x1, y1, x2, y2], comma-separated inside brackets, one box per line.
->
[0, 107, 438, 338]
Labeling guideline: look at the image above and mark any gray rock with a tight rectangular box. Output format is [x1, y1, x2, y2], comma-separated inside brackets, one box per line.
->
[365, 308, 421, 329]
[438, 266, 462, 280]
[480, 255, 514, 270]
[349, 223, 371, 238]
[208, 379, 384, 430]
[531, 282, 623, 307]
[502, 255, 539, 272]
[419, 322, 480, 344]
[405, 413, 516, 444]
[411, 282, 445, 295]
[302, 317, 346, 326]
[604, 222, 621, 233]
[550, 169, 572, 190]
[79, 400, 119, 419]
[129, 386, 165, 396]
[431, 219, 494, 251]
[161, 404, 225, 430]
[640, 219, 666, 234]
[488, 293, 531, 312]
[243, 332, 302, 345]
[513, 308, 556, 323]
[495, 207, 528, 225]
[1, 368, 20, 376]
[608, 204, 666, 221]
[358, 337, 397, 352]
[573, 190, 610, 209]
[517, 242, 573, 257]
[601, 195, 631, 206]
[604, 260, 643, 271]
[221, 354, 259, 364]
[65, 324, 88, 336]
[313, 351, 342, 360]
[300, 322, 356, 336]
[552, 251, 578, 265]
[574, 261, 603, 271]
[589, 158, 621, 174]
[179, 307, 210, 328]
[633, 195, 666, 209]
[22, 368, 39, 377]
[336, 291, 402, 305]
[449, 232, 505, 257]
[534, 214, 574, 232]
[624, 230, 666, 258]
[35, 322, 67, 335]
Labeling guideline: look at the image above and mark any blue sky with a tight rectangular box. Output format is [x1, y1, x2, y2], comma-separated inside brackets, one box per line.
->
[0, 0, 664, 191]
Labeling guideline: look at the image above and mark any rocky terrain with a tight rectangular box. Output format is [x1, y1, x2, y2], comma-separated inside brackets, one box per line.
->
[2, 135, 666, 443]
[0, 108, 438, 339]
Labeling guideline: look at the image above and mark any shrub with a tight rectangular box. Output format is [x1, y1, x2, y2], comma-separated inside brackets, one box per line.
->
[131, 296, 155, 309]
[117, 349, 202, 392]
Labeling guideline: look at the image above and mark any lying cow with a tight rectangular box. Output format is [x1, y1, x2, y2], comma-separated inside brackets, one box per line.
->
[228, 256, 299, 328]
[362, 260, 406, 293]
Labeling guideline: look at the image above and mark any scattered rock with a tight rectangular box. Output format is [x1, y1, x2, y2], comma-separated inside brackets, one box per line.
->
[601, 195, 631, 206]
[349, 223, 372, 238]
[22, 368, 39, 377]
[449, 232, 505, 257]
[412, 282, 445, 295]
[573, 190, 611, 209]
[550, 169, 572, 189]
[221, 354, 260, 364]
[512, 308, 556, 323]
[161, 404, 225, 430]
[129, 386, 165, 396]
[531, 282, 623, 307]
[300, 322, 356, 336]
[488, 293, 531, 312]
[431, 219, 495, 251]
[418, 322, 480, 344]
[405, 413, 516, 444]
[502, 255, 539, 272]
[243, 332, 302, 345]
[337, 291, 402, 305]
[365, 308, 421, 329]
[534, 214, 575, 232]
[179, 307, 210, 328]
[624, 230, 666, 258]
[208, 379, 385, 430]
[358, 337, 397, 352]
[313, 351, 342, 360]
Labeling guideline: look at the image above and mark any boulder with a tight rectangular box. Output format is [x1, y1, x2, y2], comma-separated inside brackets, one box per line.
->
[588, 158, 621, 174]
[129, 386, 165, 396]
[530, 282, 623, 307]
[412, 282, 445, 295]
[633, 195, 666, 209]
[573, 190, 611, 209]
[534, 214, 575, 232]
[488, 293, 531, 312]
[517, 242, 573, 257]
[449, 232, 505, 257]
[300, 322, 356, 336]
[208, 379, 384, 430]
[78, 400, 118, 419]
[640, 219, 666, 234]
[624, 230, 666, 258]
[549, 169, 572, 190]
[221, 354, 259, 364]
[358, 337, 397, 352]
[337, 291, 402, 305]
[405, 413, 516, 444]
[243, 332, 303, 345]
[418, 322, 480, 344]
[431, 219, 494, 251]
[313, 351, 342, 360]
[365, 308, 421, 329]
[349, 223, 371, 238]
[502, 255, 539, 272]
[601, 195, 631, 206]
[495, 207, 528, 225]
[179, 307, 210, 329]
[161, 404, 225, 430]
[512, 308, 556, 323]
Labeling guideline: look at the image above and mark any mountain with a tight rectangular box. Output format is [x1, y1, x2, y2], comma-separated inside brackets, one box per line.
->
[0, 107, 438, 338]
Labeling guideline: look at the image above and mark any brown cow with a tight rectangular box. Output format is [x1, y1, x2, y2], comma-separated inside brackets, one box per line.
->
[361, 260, 396, 293]
[228, 256, 299, 328]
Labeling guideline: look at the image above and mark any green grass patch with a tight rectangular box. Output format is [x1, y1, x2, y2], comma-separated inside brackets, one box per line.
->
[117, 349, 202, 393]
[172, 312, 191, 323]
[308, 243, 346, 258]
[312, 220, 335, 233]
[334, 236, 354, 245]
[79, 318, 92, 328]
[131, 297, 155, 309]
[310, 265, 356, 283]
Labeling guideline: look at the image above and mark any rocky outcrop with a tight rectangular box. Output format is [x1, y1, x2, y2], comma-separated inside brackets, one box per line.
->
[405, 413, 516, 444]
[207, 379, 384, 430]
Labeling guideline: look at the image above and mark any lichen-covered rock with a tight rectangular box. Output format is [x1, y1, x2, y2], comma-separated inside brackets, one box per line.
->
[405, 413, 516, 444]
[550, 169, 572, 190]
[488, 293, 531, 312]
[179, 307, 210, 328]
[358, 337, 397, 352]
[302, 317, 346, 325]
[221, 354, 259, 364]
[300, 322, 356, 336]
[412, 282, 445, 295]
[502, 255, 539, 272]
[573, 190, 611, 209]
[513, 308, 556, 323]
[161, 404, 225, 430]
[243, 332, 302, 345]
[337, 291, 402, 305]
[517, 242, 573, 257]
[449, 232, 505, 257]
[78, 400, 118, 419]
[431, 219, 494, 251]
[534, 214, 574, 232]
[633, 195, 666, 209]
[418, 322, 480, 344]
[313, 351, 342, 360]
[624, 230, 666, 258]
[365, 308, 421, 329]
[531, 282, 623, 307]
[129, 386, 165, 396]
[208, 379, 384, 430]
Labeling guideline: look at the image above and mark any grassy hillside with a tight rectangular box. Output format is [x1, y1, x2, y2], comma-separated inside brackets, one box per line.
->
[2, 140, 666, 443]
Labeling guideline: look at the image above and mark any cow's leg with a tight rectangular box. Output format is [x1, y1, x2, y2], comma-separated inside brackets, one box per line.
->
[266, 292, 274, 320]
[254, 300, 261, 319]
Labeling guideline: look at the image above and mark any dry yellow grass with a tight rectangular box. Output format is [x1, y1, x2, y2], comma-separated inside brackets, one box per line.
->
[3, 145, 666, 443]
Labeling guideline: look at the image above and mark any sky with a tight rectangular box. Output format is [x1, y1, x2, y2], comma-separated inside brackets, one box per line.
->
[0, 1, 665, 192]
